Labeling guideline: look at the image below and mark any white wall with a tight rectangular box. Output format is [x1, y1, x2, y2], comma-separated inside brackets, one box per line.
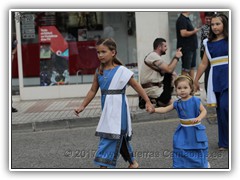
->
[16, 12, 170, 100]
[103, 12, 129, 64]
[135, 12, 170, 79]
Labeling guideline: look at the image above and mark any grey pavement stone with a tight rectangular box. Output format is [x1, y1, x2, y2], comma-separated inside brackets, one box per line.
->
[11, 89, 216, 132]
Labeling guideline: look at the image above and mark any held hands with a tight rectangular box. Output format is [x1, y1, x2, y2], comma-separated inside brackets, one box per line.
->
[145, 101, 155, 113]
[74, 106, 85, 117]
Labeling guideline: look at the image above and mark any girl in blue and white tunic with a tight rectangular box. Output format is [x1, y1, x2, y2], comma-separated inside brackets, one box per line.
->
[154, 75, 209, 168]
[194, 13, 229, 150]
[74, 38, 154, 168]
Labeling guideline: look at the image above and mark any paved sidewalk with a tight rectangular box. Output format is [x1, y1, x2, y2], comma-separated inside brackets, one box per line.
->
[11, 88, 216, 132]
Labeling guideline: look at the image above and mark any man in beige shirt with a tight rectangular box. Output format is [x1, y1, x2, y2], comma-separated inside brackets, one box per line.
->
[139, 38, 182, 108]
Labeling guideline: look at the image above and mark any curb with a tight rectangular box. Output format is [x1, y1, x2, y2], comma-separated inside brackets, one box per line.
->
[12, 117, 100, 133]
[11, 111, 178, 133]
[11, 107, 216, 133]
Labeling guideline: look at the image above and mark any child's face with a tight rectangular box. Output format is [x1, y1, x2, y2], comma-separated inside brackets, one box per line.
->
[176, 80, 192, 99]
[96, 44, 116, 64]
[211, 17, 224, 36]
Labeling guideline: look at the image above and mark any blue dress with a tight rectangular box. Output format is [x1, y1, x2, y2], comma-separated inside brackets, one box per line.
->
[94, 66, 135, 168]
[205, 39, 229, 148]
[173, 96, 209, 168]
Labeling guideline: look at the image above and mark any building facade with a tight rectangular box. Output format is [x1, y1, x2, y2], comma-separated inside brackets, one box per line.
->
[11, 10, 218, 100]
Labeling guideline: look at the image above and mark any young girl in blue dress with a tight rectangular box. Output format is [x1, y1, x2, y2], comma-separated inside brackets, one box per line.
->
[153, 75, 209, 168]
[74, 38, 154, 168]
[194, 13, 229, 151]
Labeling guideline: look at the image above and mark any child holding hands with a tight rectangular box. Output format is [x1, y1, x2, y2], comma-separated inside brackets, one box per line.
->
[74, 38, 154, 168]
[153, 75, 209, 168]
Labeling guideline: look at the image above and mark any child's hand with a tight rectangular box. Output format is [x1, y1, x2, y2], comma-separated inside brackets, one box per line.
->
[192, 118, 201, 124]
[147, 107, 155, 113]
[145, 101, 155, 113]
[74, 106, 85, 116]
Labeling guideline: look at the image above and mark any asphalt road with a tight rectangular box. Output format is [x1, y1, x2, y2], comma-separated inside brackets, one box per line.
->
[11, 118, 229, 169]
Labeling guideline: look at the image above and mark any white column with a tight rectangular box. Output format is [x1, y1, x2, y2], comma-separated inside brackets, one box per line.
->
[15, 12, 24, 99]
[135, 12, 170, 80]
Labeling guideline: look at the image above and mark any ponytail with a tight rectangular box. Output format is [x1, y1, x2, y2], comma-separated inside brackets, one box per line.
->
[96, 38, 123, 75]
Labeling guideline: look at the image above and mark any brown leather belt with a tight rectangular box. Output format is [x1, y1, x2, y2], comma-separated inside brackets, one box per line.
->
[141, 82, 162, 89]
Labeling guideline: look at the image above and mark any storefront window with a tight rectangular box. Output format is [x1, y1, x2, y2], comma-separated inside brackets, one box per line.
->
[12, 11, 137, 91]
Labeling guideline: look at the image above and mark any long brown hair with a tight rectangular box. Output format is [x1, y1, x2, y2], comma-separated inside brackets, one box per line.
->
[208, 13, 228, 42]
[96, 38, 123, 75]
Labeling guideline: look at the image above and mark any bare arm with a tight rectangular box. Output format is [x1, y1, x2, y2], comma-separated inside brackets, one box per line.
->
[128, 77, 154, 112]
[194, 52, 209, 91]
[74, 73, 99, 116]
[192, 103, 207, 123]
[180, 28, 199, 37]
[154, 48, 182, 74]
[154, 103, 174, 113]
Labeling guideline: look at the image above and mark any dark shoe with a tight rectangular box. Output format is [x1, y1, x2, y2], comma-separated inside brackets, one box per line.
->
[156, 101, 168, 107]
[12, 107, 18, 113]
[138, 96, 146, 109]
[156, 99, 173, 107]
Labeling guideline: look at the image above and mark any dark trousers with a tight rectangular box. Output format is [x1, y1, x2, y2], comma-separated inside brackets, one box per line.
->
[139, 73, 174, 109]
[215, 90, 229, 148]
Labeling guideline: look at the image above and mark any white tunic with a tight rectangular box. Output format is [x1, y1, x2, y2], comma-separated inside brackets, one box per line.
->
[96, 66, 134, 139]
[203, 39, 228, 107]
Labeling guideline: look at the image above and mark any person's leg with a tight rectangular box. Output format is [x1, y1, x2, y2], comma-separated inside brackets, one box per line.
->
[181, 50, 193, 77]
[12, 98, 17, 113]
[189, 69, 195, 80]
[181, 70, 189, 76]
[156, 73, 174, 106]
[128, 160, 139, 168]
[215, 91, 229, 149]
[94, 138, 120, 168]
[100, 166, 107, 168]
[138, 96, 146, 109]
[12, 107, 18, 112]
[218, 90, 229, 149]
[120, 136, 139, 168]
[189, 50, 197, 80]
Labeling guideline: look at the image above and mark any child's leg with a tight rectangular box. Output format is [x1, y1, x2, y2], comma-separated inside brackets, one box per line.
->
[120, 136, 139, 168]
[94, 138, 119, 168]
[215, 91, 229, 149]
[128, 160, 139, 168]
[157, 73, 174, 106]
[100, 166, 107, 168]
